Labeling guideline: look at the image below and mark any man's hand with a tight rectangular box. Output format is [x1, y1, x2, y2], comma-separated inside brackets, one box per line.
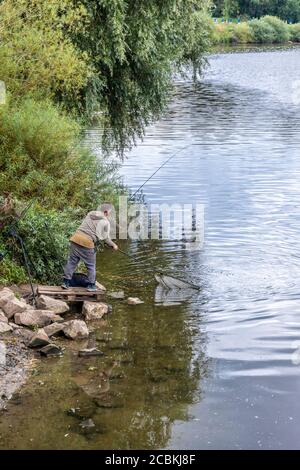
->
[112, 243, 119, 251]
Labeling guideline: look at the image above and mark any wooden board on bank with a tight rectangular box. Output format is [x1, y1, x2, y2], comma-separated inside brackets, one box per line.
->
[37, 285, 105, 302]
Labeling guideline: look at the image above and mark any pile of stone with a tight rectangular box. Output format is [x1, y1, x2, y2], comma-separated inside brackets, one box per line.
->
[0, 288, 110, 357]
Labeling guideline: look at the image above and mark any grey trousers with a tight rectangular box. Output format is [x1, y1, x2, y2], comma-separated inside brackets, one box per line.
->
[63, 242, 96, 284]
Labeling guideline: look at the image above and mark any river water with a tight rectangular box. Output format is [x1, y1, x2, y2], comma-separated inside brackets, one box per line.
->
[1, 48, 300, 450]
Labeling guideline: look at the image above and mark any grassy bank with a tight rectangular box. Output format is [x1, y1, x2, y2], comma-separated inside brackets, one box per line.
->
[213, 16, 300, 44]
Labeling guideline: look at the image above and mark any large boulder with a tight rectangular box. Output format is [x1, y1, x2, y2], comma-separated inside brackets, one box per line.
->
[28, 329, 51, 348]
[14, 309, 62, 328]
[82, 301, 108, 321]
[0, 322, 13, 334]
[0, 309, 8, 323]
[0, 289, 28, 319]
[44, 322, 65, 338]
[2, 298, 28, 319]
[13, 328, 34, 343]
[36, 295, 69, 315]
[63, 320, 89, 340]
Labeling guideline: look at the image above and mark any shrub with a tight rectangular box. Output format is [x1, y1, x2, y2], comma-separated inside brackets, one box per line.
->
[249, 19, 277, 43]
[262, 16, 290, 43]
[213, 23, 236, 44]
[0, 252, 27, 285]
[234, 22, 254, 43]
[0, 206, 80, 285]
[0, 98, 125, 211]
[289, 23, 300, 42]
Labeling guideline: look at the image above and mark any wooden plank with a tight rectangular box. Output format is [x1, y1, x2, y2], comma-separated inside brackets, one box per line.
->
[37, 285, 105, 302]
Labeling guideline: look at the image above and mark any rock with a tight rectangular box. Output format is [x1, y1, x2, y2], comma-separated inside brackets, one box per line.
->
[107, 291, 125, 300]
[14, 309, 60, 327]
[79, 418, 95, 429]
[44, 322, 65, 338]
[82, 301, 108, 321]
[0, 322, 13, 334]
[96, 281, 106, 291]
[13, 328, 34, 343]
[9, 322, 24, 330]
[36, 295, 69, 315]
[40, 344, 63, 357]
[0, 309, 8, 323]
[127, 297, 144, 305]
[63, 320, 89, 340]
[78, 348, 104, 357]
[0, 288, 15, 309]
[51, 315, 65, 323]
[28, 329, 50, 348]
[66, 407, 81, 418]
[1, 297, 28, 319]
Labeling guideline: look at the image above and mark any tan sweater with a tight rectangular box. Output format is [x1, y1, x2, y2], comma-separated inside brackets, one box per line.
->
[70, 211, 114, 249]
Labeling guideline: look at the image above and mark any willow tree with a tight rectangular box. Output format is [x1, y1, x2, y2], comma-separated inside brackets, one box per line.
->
[0, 0, 212, 153]
[73, 0, 213, 153]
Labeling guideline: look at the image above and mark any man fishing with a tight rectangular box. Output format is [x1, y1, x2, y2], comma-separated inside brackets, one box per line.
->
[62, 202, 118, 291]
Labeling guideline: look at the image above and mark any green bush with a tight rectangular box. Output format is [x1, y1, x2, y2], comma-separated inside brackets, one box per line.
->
[0, 206, 79, 285]
[0, 98, 125, 211]
[233, 22, 254, 43]
[0, 97, 126, 286]
[289, 23, 300, 41]
[0, 252, 27, 285]
[213, 23, 236, 44]
[262, 16, 290, 43]
[249, 18, 277, 43]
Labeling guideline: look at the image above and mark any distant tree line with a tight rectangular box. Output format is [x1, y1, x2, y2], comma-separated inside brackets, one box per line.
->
[213, 0, 300, 23]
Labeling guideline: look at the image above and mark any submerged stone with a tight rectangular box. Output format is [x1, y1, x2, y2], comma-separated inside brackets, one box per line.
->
[78, 348, 104, 357]
[28, 329, 50, 348]
[127, 297, 144, 305]
[107, 291, 125, 300]
[63, 320, 89, 340]
[40, 344, 63, 357]
[82, 301, 109, 321]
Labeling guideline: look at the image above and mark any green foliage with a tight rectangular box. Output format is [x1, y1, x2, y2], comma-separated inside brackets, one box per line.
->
[234, 21, 254, 42]
[279, 0, 300, 23]
[73, 0, 213, 154]
[0, 98, 125, 210]
[249, 18, 277, 43]
[213, 15, 298, 44]
[289, 23, 300, 41]
[0, 250, 27, 285]
[262, 16, 290, 42]
[213, 1, 300, 23]
[213, 21, 253, 43]
[0, 0, 92, 106]
[15, 207, 79, 284]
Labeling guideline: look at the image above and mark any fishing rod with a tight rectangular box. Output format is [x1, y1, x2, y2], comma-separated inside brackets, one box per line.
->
[111, 145, 192, 258]
[117, 248, 132, 258]
[129, 144, 191, 201]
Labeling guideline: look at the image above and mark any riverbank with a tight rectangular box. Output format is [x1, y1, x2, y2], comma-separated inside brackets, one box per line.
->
[212, 15, 300, 45]
[0, 284, 143, 412]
